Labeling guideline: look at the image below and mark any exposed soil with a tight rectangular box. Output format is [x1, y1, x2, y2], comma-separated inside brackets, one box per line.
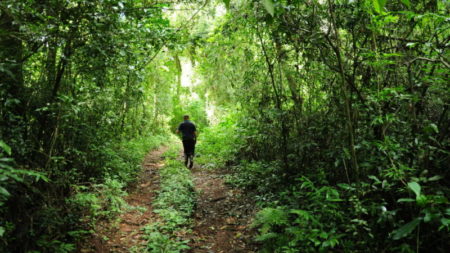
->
[79, 146, 167, 253]
[80, 146, 258, 253]
[186, 167, 258, 253]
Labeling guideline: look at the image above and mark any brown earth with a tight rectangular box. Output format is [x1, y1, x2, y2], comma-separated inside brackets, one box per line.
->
[186, 166, 258, 253]
[79, 146, 167, 253]
[80, 146, 258, 253]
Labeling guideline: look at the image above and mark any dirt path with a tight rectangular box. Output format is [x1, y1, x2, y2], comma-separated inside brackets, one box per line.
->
[81, 147, 167, 253]
[81, 146, 257, 252]
[187, 167, 258, 253]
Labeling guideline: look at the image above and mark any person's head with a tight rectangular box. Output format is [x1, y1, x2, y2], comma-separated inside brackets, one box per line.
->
[183, 115, 189, 121]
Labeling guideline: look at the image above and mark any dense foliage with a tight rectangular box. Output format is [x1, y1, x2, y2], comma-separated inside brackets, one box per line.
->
[0, 0, 185, 251]
[1, 0, 448, 252]
[195, 0, 449, 252]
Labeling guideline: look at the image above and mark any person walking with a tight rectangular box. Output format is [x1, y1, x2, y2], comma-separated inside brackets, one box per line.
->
[176, 115, 197, 168]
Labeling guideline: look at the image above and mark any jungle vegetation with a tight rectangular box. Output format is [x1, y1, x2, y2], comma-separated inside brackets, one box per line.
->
[0, 0, 449, 252]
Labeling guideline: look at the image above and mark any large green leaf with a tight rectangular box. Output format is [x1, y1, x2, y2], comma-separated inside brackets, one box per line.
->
[17, 170, 50, 183]
[262, 0, 275, 17]
[400, 0, 411, 8]
[0, 186, 10, 198]
[372, 0, 387, 14]
[0, 141, 11, 155]
[408, 182, 421, 198]
[392, 218, 420, 240]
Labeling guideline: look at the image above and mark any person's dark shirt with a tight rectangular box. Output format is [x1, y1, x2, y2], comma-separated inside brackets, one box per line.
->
[178, 120, 196, 140]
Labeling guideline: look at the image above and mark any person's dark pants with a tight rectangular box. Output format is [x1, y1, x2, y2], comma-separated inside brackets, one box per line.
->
[182, 138, 196, 157]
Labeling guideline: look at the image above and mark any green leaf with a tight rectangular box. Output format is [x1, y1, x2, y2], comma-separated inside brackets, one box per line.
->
[0, 226, 4, 237]
[400, 0, 411, 8]
[17, 170, 49, 183]
[368, 175, 381, 183]
[392, 218, 420, 240]
[416, 195, 427, 206]
[423, 210, 432, 222]
[255, 232, 278, 242]
[428, 175, 443, 181]
[223, 0, 231, 9]
[440, 218, 450, 228]
[397, 198, 415, 203]
[408, 182, 421, 198]
[290, 209, 312, 219]
[0, 186, 10, 198]
[262, 0, 275, 17]
[430, 123, 439, 133]
[337, 183, 355, 191]
[372, 0, 387, 14]
[0, 141, 11, 155]
[0, 163, 14, 170]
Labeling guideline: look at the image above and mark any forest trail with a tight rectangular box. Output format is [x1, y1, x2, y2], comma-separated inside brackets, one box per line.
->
[81, 147, 167, 252]
[81, 146, 257, 252]
[186, 166, 257, 253]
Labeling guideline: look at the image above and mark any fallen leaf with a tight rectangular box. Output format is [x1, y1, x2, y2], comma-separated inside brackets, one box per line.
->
[226, 217, 236, 224]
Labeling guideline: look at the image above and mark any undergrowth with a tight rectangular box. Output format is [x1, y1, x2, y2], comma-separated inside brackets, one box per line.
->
[196, 115, 450, 253]
[64, 134, 167, 250]
[196, 113, 243, 169]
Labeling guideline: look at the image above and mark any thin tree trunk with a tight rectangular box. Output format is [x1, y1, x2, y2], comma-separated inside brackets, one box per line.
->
[326, 0, 360, 181]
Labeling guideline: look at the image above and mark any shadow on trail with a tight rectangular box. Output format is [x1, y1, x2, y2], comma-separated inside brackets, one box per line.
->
[186, 166, 258, 253]
[81, 145, 258, 253]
